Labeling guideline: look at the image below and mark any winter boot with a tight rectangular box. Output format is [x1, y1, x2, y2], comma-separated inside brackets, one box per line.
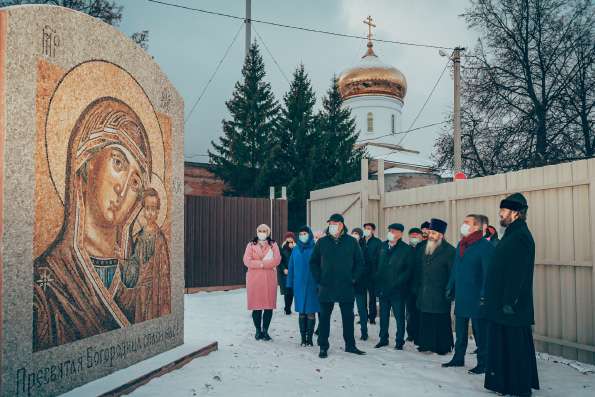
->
[299, 315, 307, 346]
[306, 317, 316, 346]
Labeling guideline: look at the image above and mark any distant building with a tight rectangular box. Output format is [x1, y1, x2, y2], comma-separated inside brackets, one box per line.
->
[337, 16, 448, 191]
[184, 161, 225, 196]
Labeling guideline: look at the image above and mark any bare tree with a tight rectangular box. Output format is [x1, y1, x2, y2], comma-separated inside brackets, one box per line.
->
[434, 0, 595, 175]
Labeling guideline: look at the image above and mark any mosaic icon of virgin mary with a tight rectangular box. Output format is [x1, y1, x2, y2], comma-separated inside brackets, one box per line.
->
[32, 61, 171, 352]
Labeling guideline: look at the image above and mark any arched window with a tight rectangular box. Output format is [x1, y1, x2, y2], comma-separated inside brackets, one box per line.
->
[367, 112, 374, 132]
[391, 114, 395, 134]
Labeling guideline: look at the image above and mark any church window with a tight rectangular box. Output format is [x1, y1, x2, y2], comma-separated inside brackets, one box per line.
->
[367, 112, 374, 132]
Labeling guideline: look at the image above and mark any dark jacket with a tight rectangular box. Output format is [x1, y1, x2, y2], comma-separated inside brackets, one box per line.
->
[356, 235, 382, 292]
[277, 243, 293, 295]
[448, 238, 493, 319]
[309, 229, 366, 303]
[410, 240, 427, 297]
[485, 219, 535, 327]
[416, 240, 456, 314]
[375, 239, 415, 299]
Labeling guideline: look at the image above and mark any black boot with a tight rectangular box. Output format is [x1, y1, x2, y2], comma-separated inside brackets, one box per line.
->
[252, 310, 263, 340]
[306, 318, 316, 346]
[299, 315, 307, 346]
[262, 310, 273, 341]
[345, 346, 366, 355]
[468, 365, 485, 374]
[375, 340, 389, 348]
[319, 348, 328, 359]
[442, 357, 464, 367]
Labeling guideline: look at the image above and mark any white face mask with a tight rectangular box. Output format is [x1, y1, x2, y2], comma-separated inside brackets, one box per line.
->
[328, 224, 339, 236]
[299, 234, 309, 244]
[460, 223, 472, 237]
[257, 232, 268, 241]
[410, 237, 420, 247]
[363, 229, 371, 238]
[386, 232, 396, 242]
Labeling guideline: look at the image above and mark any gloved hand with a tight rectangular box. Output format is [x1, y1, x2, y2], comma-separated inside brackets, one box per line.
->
[502, 304, 515, 315]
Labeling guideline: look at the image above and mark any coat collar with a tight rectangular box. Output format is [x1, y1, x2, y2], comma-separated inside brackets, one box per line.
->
[502, 218, 525, 239]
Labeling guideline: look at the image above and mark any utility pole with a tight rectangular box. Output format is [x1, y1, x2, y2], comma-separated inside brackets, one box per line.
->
[453, 47, 464, 175]
[245, 0, 251, 58]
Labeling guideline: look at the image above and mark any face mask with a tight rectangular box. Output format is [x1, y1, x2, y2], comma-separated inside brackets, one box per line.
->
[328, 224, 339, 236]
[288, 242, 296, 248]
[460, 223, 472, 237]
[363, 230, 371, 238]
[299, 235, 309, 244]
[410, 238, 420, 247]
[386, 232, 396, 242]
[257, 232, 267, 241]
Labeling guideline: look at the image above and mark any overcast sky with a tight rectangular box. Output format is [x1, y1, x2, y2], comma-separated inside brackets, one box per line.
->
[116, 0, 479, 164]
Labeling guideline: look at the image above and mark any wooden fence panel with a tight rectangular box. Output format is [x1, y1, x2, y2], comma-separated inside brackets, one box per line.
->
[184, 196, 287, 289]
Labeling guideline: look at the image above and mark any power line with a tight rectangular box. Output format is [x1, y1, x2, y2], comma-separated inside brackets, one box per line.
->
[146, 0, 455, 51]
[397, 59, 451, 146]
[184, 22, 243, 124]
[252, 24, 290, 84]
[357, 120, 450, 143]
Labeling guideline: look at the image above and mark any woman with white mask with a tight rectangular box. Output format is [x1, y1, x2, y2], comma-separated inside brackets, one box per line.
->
[243, 224, 281, 341]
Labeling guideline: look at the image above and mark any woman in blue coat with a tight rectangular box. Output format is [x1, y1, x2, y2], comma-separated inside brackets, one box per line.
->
[287, 226, 320, 346]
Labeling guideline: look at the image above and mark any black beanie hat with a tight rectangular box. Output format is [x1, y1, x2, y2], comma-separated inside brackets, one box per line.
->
[421, 221, 430, 229]
[500, 192, 528, 212]
[388, 223, 405, 232]
[327, 213, 345, 223]
[409, 227, 422, 235]
[351, 227, 364, 236]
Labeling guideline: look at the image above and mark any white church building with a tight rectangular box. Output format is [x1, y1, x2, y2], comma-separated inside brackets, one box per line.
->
[337, 17, 446, 191]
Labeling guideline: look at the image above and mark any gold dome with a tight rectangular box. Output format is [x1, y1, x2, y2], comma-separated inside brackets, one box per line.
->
[338, 42, 407, 102]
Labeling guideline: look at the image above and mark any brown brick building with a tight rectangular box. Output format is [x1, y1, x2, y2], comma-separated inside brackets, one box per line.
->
[184, 161, 225, 196]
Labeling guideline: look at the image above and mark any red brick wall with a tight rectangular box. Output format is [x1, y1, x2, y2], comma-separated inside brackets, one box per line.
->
[184, 163, 225, 197]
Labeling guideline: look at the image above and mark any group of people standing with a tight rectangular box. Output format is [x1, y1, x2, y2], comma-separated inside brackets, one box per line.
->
[242, 193, 540, 397]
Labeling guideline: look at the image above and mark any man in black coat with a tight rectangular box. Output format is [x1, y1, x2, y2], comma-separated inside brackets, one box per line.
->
[356, 222, 382, 324]
[406, 227, 424, 344]
[416, 218, 456, 355]
[374, 223, 414, 350]
[484, 193, 540, 396]
[310, 213, 367, 358]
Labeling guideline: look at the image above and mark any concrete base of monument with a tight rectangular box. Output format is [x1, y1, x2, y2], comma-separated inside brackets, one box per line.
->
[62, 339, 217, 397]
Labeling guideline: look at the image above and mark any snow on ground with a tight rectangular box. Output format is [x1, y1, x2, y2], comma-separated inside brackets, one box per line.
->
[129, 290, 595, 397]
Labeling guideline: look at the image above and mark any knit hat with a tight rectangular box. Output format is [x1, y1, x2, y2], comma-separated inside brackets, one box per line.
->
[429, 218, 447, 234]
[388, 223, 405, 232]
[284, 231, 296, 241]
[409, 227, 422, 235]
[421, 221, 430, 229]
[351, 227, 364, 236]
[500, 192, 528, 212]
[327, 213, 345, 223]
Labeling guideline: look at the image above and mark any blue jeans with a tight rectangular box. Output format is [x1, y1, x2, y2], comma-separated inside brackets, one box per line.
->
[355, 292, 368, 335]
[379, 294, 405, 345]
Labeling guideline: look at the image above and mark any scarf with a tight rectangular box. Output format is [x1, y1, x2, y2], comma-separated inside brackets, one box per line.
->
[459, 230, 483, 257]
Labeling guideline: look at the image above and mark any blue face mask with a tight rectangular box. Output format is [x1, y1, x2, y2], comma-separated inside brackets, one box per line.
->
[299, 234, 309, 244]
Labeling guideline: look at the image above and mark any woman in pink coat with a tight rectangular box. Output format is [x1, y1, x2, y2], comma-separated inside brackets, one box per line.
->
[243, 224, 281, 341]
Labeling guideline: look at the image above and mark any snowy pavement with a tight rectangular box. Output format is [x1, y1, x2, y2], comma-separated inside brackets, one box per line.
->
[128, 289, 595, 397]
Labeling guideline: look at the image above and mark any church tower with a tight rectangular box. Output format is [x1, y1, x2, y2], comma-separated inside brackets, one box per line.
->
[338, 16, 407, 141]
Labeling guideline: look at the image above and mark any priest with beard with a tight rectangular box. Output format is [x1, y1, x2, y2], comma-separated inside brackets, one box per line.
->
[415, 218, 456, 355]
[484, 193, 539, 396]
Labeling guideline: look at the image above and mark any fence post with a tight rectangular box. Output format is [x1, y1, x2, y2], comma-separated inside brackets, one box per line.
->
[360, 158, 369, 226]
[378, 159, 385, 233]
[589, 163, 595, 359]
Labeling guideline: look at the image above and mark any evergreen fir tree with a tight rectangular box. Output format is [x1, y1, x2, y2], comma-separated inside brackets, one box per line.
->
[269, 65, 317, 230]
[209, 42, 280, 196]
[314, 76, 365, 189]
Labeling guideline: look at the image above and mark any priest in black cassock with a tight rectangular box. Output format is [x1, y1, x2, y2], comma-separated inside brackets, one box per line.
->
[484, 193, 539, 396]
[415, 218, 455, 355]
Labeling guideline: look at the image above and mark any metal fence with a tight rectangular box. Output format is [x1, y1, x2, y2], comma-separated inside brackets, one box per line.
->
[185, 195, 288, 290]
[308, 158, 595, 364]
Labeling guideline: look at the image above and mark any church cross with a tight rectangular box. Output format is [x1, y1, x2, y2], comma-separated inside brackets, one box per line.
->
[36, 269, 54, 292]
[363, 15, 376, 42]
